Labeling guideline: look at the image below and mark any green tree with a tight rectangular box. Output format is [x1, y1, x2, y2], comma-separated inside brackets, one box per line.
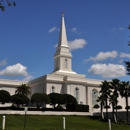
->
[11, 94, 29, 108]
[31, 93, 50, 109]
[48, 93, 61, 108]
[15, 84, 31, 96]
[0, 90, 10, 104]
[99, 80, 111, 119]
[119, 81, 130, 124]
[0, 0, 16, 11]
[62, 94, 77, 105]
[48, 93, 77, 109]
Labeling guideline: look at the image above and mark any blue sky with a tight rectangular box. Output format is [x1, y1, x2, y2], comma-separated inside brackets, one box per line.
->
[0, 0, 130, 81]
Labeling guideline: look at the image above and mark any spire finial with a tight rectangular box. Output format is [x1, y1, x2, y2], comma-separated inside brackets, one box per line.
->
[62, 11, 64, 17]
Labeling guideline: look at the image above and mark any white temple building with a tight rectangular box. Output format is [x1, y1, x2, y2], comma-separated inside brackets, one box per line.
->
[0, 13, 127, 113]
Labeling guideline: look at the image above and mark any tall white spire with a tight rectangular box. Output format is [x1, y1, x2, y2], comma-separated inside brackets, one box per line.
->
[58, 12, 68, 47]
[53, 12, 76, 74]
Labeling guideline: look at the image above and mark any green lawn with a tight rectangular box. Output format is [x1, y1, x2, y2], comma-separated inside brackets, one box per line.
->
[0, 115, 130, 130]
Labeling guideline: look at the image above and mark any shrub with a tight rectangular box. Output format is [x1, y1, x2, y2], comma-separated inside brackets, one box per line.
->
[115, 105, 122, 109]
[11, 94, 29, 108]
[0, 90, 10, 104]
[31, 93, 50, 109]
[125, 106, 130, 109]
[66, 104, 76, 111]
[75, 104, 89, 112]
[93, 104, 100, 109]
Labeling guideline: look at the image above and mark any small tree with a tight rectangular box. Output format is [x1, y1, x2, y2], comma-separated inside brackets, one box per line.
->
[31, 93, 50, 109]
[0, 90, 10, 104]
[48, 93, 61, 108]
[62, 94, 77, 111]
[62, 94, 77, 105]
[11, 94, 29, 108]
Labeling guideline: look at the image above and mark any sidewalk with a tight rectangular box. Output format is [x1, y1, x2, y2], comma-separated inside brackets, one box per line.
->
[0, 110, 93, 116]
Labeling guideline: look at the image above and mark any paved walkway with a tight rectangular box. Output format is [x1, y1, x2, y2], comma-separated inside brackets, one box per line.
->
[0, 110, 93, 116]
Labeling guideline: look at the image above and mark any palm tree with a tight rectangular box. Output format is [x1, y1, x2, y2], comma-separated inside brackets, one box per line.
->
[15, 84, 31, 96]
[119, 81, 130, 124]
[99, 80, 111, 119]
[109, 79, 120, 123]
[97, 95, 105, 119]
[109, 93, 118, 123]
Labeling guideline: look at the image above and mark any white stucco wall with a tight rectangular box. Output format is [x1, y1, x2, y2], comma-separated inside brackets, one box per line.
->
[66, 84, 86, 104]
[31, 83, 45, 95]
[0, 86, 16, 96]
[46, 83, 63, 94]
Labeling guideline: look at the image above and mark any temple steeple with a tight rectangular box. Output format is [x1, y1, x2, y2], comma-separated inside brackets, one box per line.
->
[53, 12, 76, 74]
[57, 12, 68, 47]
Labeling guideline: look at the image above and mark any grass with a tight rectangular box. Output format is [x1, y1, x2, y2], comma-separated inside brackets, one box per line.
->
[0, 115, 130, 130]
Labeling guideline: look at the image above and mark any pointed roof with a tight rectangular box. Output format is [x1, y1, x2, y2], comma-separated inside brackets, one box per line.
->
[58, 12, 69, 47]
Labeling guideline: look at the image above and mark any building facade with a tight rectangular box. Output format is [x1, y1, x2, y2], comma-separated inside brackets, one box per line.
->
[0, 13, 127, 113]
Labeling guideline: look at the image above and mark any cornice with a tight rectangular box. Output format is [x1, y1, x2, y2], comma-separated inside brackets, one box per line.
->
[0, 79, 27, 87]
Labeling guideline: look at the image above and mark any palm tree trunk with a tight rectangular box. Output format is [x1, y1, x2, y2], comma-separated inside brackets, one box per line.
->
[112, 103, 115, 122]
[112, 103, 117, 123]
[101, 102, 104, 119]
[126, 95, 129, 124]
[115, 103, 117, 121]
[115, 103, 117, 123]
[106, 100, 108, 119]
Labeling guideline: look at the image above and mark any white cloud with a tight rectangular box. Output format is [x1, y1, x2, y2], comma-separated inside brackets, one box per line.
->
[118, 59, 123, 63]
[68, 39, 87, 51]
[111, 28, 116, 31]
[54, 38, 87, 51]
[120, 52, 130, 58]
[85, 51, 118, 62]
[48, 26, 57, 33]
[54, 44, 58, 48]
[118, 27, 125, 30]
[0, 63, 29, 77]
[70, 27, 77, 33]
[0, 59, 7, 67]
[110, 27, 124, 33]
[23, 75, 33, 81]
[88, 63, 126, 78]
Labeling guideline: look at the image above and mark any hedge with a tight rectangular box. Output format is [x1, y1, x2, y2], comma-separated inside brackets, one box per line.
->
[75, 104, 89, 112]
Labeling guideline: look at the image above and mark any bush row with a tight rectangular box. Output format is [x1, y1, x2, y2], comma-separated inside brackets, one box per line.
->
[0, 104, 89, 112]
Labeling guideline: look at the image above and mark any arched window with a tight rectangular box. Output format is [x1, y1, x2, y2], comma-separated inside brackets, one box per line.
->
[65, 59, 68, 69]
[92, 89, 98, 106]
[52, 86, 55, 93]
[75, 87, 79, 102]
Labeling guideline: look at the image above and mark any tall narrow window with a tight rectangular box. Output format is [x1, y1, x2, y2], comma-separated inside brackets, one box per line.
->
[75, 87, 79, 102]
[52, 86, 55, 93]
[92, 89, 98, 106]
[65, 59, 68, 69]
